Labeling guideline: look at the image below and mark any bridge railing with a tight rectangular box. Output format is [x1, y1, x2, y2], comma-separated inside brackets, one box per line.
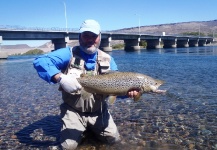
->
[0, 25, 215, 39]
[0, 25, 79, 32]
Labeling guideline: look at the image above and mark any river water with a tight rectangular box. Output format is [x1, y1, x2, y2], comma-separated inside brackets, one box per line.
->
[0, 46, 217, 150]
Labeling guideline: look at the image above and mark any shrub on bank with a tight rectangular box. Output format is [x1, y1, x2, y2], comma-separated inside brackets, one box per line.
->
[11, 49, 44, 56]
[23, 49, 44, 55]
[139, 41, 147, 48]
[112, 44, 124, 49]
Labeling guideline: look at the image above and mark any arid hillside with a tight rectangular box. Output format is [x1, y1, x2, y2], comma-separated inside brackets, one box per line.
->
[113, 20, 217, 36]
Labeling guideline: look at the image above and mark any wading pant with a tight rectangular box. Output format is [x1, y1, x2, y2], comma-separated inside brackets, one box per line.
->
[59, 103, 120, 150]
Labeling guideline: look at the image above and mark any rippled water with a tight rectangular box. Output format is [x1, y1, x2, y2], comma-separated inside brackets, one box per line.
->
[0, 46, 217, 150]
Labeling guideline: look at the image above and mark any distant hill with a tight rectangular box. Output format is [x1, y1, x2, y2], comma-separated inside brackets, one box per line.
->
[1, 44, 30, 49]
[113, 20, 217, 36]
[37, 42, 53, 49]
[1, 20, 217, 50]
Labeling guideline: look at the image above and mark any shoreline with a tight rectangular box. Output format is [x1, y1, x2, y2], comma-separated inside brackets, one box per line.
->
[1, 44, 217, 55]
[0, 47, 53, 55]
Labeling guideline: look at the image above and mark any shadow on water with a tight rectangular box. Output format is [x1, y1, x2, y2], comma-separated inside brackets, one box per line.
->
[14, 114, 112, 149]
[15, 115, 61, 148]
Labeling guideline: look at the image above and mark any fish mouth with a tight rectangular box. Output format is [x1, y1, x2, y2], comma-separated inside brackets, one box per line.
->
[149, 85, 166, 93]
[155, 89, 167, 93]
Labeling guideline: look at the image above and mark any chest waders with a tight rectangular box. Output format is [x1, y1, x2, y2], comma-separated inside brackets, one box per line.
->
[60, 46, 111, 113]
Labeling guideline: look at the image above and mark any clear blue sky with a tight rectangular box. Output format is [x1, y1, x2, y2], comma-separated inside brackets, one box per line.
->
[0, 0, 216, 46]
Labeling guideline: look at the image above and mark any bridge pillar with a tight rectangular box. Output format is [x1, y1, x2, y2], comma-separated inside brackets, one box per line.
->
[100, 37, 112, 52]
[146, 38, 161, 49]
[189, 39, 199, 47]
[0, 36, 8, 59]
[0, 36, 2, 49]
[52, 36, 69, 50]
[198, 39, 207, 46]
[124, 38, 140, 51]
[163, 39, 177, 48]
[177, 39, 189, 48]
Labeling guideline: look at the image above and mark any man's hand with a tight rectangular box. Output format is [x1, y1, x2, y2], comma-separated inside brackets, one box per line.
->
[58, 74, 82, 93]
[128, 90, 139, 99]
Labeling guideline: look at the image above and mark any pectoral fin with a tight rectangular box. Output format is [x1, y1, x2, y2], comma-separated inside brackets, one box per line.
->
[108, 96, 117, 104]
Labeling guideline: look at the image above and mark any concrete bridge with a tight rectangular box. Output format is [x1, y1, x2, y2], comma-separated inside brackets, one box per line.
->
[0, 30, 214, 53]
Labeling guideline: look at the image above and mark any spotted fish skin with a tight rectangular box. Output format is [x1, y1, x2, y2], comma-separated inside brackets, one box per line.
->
[77, 72, 164, 100]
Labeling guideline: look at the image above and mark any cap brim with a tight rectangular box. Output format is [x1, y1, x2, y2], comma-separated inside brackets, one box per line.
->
[79, 28, 99, 35]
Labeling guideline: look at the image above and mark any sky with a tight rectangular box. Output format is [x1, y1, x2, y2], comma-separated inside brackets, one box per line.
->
[0, 0, 217, 47]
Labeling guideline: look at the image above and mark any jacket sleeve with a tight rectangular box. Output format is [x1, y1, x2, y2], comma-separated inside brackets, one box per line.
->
[33, 47, 72, 84]
[110, 57, 118, 71]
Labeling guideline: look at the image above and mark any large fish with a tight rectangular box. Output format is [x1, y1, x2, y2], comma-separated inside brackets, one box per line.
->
[77, 72, 166, 103]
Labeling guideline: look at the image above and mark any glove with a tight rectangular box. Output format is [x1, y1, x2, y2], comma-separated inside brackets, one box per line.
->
[59, 74, 82, 93]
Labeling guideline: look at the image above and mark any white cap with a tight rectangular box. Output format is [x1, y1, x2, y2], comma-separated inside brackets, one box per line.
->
[79, 19, 101, 35]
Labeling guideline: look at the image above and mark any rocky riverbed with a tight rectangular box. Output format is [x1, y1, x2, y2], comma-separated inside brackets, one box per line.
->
[0, 48, 217, 150]
[0, 82, 216, 150]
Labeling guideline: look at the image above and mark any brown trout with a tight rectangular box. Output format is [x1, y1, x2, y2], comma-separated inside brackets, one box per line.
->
[77, 72, 165, 103]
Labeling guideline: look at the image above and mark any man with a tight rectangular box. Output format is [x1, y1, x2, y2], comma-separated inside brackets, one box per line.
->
[33, 19, 138, 150]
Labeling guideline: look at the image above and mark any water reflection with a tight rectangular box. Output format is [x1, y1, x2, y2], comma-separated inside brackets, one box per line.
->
[157, 46, 217, 55]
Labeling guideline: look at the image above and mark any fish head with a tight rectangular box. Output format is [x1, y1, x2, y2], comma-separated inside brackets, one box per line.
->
[142, 78, 164, 93]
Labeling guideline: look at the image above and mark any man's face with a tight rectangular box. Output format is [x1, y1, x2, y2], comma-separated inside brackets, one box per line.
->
[80, 31, 100, 48]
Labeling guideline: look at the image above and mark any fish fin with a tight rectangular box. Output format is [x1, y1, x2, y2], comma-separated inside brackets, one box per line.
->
[103, 70, 119, 75]
[133, 91, 142, 102]
[108, 96, 117, 104]
[80, 73, 87, 77]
